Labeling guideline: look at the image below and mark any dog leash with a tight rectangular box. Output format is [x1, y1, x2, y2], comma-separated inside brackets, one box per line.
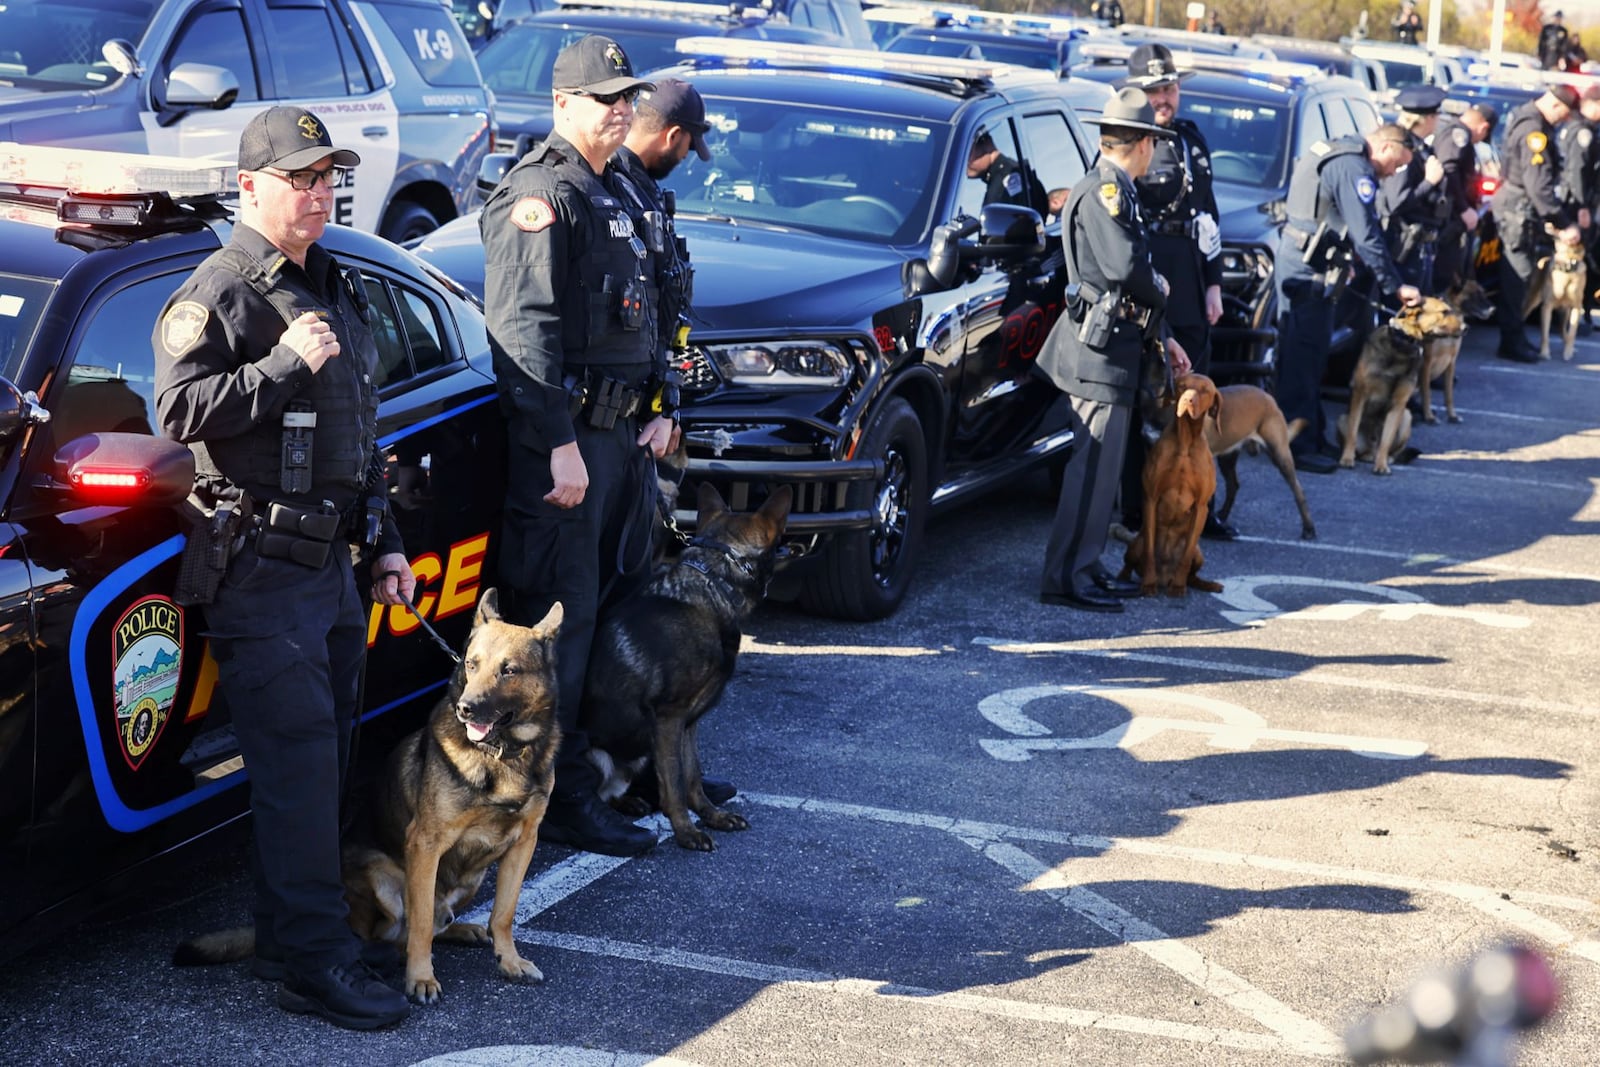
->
[381, 573, 463, 666]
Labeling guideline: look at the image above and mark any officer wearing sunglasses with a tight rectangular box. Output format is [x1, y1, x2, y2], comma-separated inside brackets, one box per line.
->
[480, 35, 671, 857]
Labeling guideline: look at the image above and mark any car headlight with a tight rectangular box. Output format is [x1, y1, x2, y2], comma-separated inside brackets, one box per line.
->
[698, 341, 852, 388]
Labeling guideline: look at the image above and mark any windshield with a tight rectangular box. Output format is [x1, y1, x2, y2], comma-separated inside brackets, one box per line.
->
[478, 23, 683, 97]
[0, 273, 56, 382]
[887, 35, 1060, 72]
[0, 0, 155, 92]
[1181, 91, 1292, 191]
[661, 95, 947, 245]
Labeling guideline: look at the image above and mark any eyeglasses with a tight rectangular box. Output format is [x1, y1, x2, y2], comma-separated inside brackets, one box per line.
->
[261, 165, 350, 191]
[572, 88, 639, 107]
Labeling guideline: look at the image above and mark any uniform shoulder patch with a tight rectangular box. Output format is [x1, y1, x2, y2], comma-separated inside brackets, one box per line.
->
[1451, 127, 1469, 149]
[510, 196, 555, 233]
[1003, 170, 1022, 196]
[1580, 128, 1594, 149]
[160, 301, 209, 357]
[1527, 130, 1548, 153]
[1099, 181, 1121, 217]
[1355, 175, 1377, 204]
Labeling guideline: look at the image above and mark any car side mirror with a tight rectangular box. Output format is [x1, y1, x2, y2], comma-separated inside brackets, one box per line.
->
[975, 203, 1046, 259]
[905, 216, 982, 295]
[54, 433, 196, 508]
[0, 376, 49, 444]
[477, 152, 518, 197]
[158, 63, 240, 126]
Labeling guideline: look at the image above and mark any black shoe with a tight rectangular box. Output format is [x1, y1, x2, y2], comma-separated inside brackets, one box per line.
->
[540, 791, 657, 856]
[1088, 569, 1141, 597]
[1040, 588, 1125, 613]
[278, 960, 409, 1031]
[626, 772, 737, 810]
[1318, 437, 1342, 457]
[1496, 344, 1539, 364]
[1201, 516, 1239, 541]
[1293, 451, 1339, 475]
[254, 939, 400, 983]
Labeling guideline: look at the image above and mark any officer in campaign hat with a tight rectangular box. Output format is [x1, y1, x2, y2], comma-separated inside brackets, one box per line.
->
[1036, 88, 1190, 613]
[155, 105, 415, 1030]
[1492, 84, 1579, 360]
[1431, 101, 1497, 291]
[1378, 84, 1449, 296]
[480, 34, 675, 856]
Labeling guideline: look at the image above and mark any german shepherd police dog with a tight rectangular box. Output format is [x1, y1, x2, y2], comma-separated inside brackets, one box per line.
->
[1339, 298, 1464, 475]
[1418, 279, 1488, 424]
[580, 483, 792, 852]
[1522, 225, 1588, 361]
[174, 591, 562, 1007]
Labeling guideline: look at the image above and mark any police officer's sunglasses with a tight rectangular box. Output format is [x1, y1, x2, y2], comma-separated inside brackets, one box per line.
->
[572, 88, 639, 107]
[261, 165, 351, 191]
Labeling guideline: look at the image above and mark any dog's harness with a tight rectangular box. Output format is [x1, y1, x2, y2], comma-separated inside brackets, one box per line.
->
[679, 536, 772, 600]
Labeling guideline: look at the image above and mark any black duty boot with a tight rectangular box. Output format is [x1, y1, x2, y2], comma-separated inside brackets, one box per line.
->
[278, 959, 410, 1030]
[541, 790, 657, 856]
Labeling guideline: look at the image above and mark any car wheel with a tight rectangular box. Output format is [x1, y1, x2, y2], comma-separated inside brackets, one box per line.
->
[799, 397, 927, 621]
[380, 201, 441, 244]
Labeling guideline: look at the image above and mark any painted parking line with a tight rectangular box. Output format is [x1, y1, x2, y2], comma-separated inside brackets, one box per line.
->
[1226, 536, 1600, 584]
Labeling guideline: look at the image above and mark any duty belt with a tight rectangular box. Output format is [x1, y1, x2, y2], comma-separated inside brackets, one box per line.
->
[1150, 218, 1198, 238]
[564, 371, 646, 430]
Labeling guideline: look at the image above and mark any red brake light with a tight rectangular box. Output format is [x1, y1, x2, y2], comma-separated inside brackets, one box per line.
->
[1479, 175, 1500, 197]
[71, 468, 148, 490]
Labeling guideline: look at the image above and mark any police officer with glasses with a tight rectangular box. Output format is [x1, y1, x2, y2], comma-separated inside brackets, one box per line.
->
[480, 35, 674, 857]
[1273, 126, 1423, 475]
[155, 106, 416, 1031]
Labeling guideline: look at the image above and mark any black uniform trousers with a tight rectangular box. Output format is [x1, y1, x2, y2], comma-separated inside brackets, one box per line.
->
[1496, 215, 1537, 351]
[500, 405, 655, 794]
[1043, 394, 1132, 598]
[1276, 278, 1336, 455]
[207, 538, 367, 971]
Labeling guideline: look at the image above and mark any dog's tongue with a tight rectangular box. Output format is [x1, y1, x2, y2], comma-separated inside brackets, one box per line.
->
[466, 721, 492, 743]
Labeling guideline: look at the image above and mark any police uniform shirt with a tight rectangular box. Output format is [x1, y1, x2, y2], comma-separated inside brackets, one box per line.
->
[981, 153, 1048, 215]
[1137, 116, 1223, 325]
[1558, 114, 1600, 213]
[614, 143, 688, 358]
[1378, 127, 1445, 236]
[1431, 113, 1482, 216]
[481, 132, 654, 452]
[1493, 101, 1571, 227]
[152, 223, 401, 555]
[1278, 137, 1405, 297]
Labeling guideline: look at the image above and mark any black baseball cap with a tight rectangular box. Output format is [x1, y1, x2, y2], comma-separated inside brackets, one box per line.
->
[238, 106, 360, 172]
[552, 34, 656, 96]
[638, 78, 711, 160]
[1468, 101, 1499, 131]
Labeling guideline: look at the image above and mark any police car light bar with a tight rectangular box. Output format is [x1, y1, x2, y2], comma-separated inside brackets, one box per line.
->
[1077, 43, 1323, 86]
[0, 142, 236, 199]
[555, 0, 770, 20]
[675, 35, 999, 80]
[958, 8, 1086, 36]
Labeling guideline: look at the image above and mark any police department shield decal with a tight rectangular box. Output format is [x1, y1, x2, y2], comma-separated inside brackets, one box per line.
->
[1356, 176, 1377, 203]
[161, 301, 209, 356]
[510, 196, 555, 233]
[111, 596, 184, 771]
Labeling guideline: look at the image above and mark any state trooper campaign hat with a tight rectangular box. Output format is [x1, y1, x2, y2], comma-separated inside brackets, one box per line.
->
[552, 34, 656, 97]
[1084, 87, 1177, 139]
[1394, 85, 1447, 115]
[1121, 43, 1195, 89]
[639, 78, 711, 160]
[238, 106, 360, 172]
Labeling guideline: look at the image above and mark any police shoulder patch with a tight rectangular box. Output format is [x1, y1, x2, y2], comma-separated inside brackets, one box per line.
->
[1099, 181, 1121, 217]
[510, 196, 555, 233]
[1355, 175, 1377, 204]
[1003, 170, 1022, 196]
[1581, 128, 1594, 149]
[1451, 127, 1469, 149]
[160, 301, 209, 357]
[1528, 130, 1548, 153]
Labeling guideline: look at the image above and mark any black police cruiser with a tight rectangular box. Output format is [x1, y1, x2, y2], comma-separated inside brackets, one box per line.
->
[416, 40, 1111, 620]
[0, 144, 503, 958]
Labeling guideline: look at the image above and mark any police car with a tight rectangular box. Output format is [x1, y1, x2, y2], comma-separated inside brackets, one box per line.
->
[0, 146, 504, 958]
[417, 40, 1112, 620]
[0, 0, 492, 242]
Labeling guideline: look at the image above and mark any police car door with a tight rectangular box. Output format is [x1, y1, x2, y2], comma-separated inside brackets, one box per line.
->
[145, 0, 400, 235]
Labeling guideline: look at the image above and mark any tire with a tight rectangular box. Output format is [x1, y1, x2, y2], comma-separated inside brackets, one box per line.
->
[798, 397, 928, 620]
[379, 201, 441, 245]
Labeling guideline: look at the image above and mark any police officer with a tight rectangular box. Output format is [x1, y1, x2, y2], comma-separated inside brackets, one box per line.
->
[1037, 88, 1191, 614]
[1492, 84, 1580, 362]
[1274, 125, 1423, 475]
[154, 106, 415, 1030]
[1392, 0, 1422, 46]
[1119, 43, 1233, 540]
[967, 127, 1047, 215]
[1539, 12, 1569, 71]
[1564, 85, 1600, 329]
[480, 36, 675, 857]
[1379, 85, 1449, 297]
[1431, 101, 1497, 291]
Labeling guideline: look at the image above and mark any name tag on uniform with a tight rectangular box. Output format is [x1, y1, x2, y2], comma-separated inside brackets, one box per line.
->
[294, 308, 331, 321]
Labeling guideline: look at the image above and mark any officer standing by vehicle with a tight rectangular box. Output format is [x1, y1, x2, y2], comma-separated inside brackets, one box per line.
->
[1037, 88, 1191, 614]
[1379, 85, 1449, 297]
[1492, 84, 1580, 362]
[1392, 1, 1422, 46]
[1431, 101, 1497, 292]
[154, 106, 416, 1031]
[1539, 12, 1569, 71]
[1119, 43, 1233, 540]
[967, 127, 1047, 215]
[1273, 125, 1423, 475]
[1563, 85, 1600, 329]
[480, 35, 673, 857]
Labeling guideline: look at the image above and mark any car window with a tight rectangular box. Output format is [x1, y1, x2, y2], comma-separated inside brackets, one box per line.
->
[1348, 96, 1381, 134]
[262, 0, 361, 98]
[0, 0, 157, 91]
[0, 273, 54, 382]
[954, 118, 1026, 220]
[45, 275, 173, 447]
[166, 4, 261, 103]
[366, 0, 483, 87]
[1182, 90, 1291, 189]
[1020, 110, 1087, 223]
[363, 273, 452, 389]
[1318, 99, 1352, 140]
[477, 24, 678, 97]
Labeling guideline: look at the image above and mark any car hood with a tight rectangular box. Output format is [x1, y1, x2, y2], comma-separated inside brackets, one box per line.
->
[1214, 180, 1283, 246]
[413, 213, 912, 333]
[491, 95, 551, 145]
[0, 86, 97, 135]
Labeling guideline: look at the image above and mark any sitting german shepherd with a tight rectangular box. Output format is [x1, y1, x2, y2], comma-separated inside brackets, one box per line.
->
[174, 591, 563, 1006]
[580, 483, 792, 851]
[1521, 225, 1588, 361]
[1339, 298, 1464, 475]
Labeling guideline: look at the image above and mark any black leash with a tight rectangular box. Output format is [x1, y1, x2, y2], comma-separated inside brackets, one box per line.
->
[381, 574, 463, 665]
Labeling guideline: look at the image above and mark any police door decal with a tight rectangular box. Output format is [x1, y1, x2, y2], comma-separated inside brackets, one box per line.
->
[110, 596, 184, 772]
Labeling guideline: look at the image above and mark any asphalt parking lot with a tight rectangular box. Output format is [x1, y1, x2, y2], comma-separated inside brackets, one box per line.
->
[2, 322, 1596, 1066]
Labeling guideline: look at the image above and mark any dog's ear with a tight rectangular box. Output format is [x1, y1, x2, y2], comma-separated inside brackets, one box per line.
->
[756, 485, 794, 533]
[696, 481, 729, 521]
[529, 600, 563, 640]
[476, 587, 502, 625]
[1210, 387, 1222, 422]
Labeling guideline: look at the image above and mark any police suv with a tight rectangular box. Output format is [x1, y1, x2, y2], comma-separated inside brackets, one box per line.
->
[0, 146, 504, 957]
[417, 40, 1111, 620]
[0, 0, 492, 242]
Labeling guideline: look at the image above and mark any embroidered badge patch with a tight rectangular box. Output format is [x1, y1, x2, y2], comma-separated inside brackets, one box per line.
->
[1452, 127, 1469, 149]
[510, 196, 555, 233]
[1003, 171, 1022, 196]
[111, 596, 183, 772]
[1099, 182, 1121, 217]
[160, 301, 208, 356]
[1356, 176, 1377, 203]
[1527, 131, 1548, 153]
[1580, 128, 1594, 149]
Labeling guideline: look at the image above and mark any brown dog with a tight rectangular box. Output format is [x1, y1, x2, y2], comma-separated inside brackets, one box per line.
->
[1521, 226, 1587, 361]
[1339, 298, 1464, 475]
[1418, 279, 1486, 424]
[1119, 373, 1223, 597]
[1203, 384, 1316, 540]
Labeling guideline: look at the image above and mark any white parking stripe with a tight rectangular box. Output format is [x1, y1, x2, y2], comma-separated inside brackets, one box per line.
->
[973, 640, 1600, 719]
[1227, 536, 1600, 584]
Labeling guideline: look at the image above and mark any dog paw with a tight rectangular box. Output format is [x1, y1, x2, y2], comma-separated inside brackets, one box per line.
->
[1301, 528, 1318, 541]
[440, 921, 490, 945]
[407, 974, 443, 1005]
[1337, 456, 1354, 469]
[1372, 465, 1392, 476]
[674, 828, 717, 852]
[701, 809, 749, 832]
[496, 954, 544, 984]
[1447, 413, 1462, 424]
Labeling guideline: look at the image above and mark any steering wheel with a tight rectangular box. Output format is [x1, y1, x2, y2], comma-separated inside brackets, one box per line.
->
[1207, 151, 1255, 182]
[840, 195, 901, 226]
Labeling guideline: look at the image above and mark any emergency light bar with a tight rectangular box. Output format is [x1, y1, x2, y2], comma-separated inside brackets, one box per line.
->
[0, 142, 236, 199]
[1077, 43, 1323, 86]
[675, 35, 999, 81]
[554, 0, 770, 20]
[958, 9, 1085, 36]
